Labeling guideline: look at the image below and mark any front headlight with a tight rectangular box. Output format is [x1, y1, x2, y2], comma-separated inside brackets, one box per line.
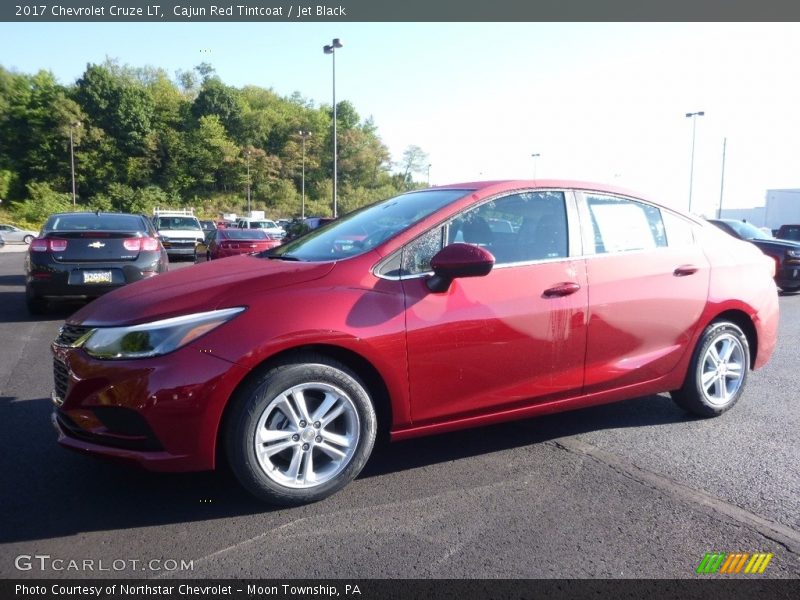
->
[786, 249, 800, 258]
[81, 307, 245, 359]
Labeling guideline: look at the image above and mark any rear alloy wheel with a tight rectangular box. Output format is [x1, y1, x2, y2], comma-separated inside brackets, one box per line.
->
[226, 355, 377, 505]
[23, 234, 34, 244]
[671, 321, 750, 417]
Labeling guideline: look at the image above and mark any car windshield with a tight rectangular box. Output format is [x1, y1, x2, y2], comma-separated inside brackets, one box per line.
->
[157, 217, 201, 230]
[44, 213, 145, 232]
[224, 229, 268, 240]
[268, 188, 472, 261]
[779, 226, 800, 241]
[720, 220, 772, 240]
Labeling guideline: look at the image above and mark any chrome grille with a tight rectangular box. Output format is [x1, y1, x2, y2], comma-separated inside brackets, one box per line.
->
[55, 324, 91, 347]
[53, 357, 69, 404]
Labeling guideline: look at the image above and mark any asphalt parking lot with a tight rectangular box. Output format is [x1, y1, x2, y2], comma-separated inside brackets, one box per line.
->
[0, 247, 798, 579]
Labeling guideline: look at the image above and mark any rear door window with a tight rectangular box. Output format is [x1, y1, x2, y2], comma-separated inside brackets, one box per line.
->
[585, 194, 666, 254]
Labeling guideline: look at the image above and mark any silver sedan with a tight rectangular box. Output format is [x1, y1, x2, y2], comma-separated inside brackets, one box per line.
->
[0, 224, 38, 244]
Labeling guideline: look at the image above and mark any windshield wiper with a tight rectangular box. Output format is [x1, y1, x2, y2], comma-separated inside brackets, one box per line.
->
[263, 253, 301, 261]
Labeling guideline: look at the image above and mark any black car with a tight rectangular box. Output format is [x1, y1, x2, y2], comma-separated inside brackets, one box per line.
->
[708, 218, 800, 292]
[25, 212, 168, 314]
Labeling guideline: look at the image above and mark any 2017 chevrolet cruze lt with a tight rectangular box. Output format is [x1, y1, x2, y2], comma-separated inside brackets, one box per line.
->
[51, 181, 779, 505]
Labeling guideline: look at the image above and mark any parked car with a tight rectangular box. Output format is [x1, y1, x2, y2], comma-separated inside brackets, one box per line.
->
[236, 218, 285, 241]
[26, 212, 168, 314]
[51, 181, 778, 506]
[199, 219, 217, 233]
[196, 228, 281, 261]
[152, 213, 205, 259]
[775, 224, 800, 242]
[0, 223, 39, 244]
[708, 218, 800, 292]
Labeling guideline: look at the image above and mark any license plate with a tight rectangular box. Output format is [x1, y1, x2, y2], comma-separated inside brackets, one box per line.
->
[83, 270, 113, 284]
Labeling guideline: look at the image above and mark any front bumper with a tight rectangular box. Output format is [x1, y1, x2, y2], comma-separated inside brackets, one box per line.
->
[51, 344, 250, 472]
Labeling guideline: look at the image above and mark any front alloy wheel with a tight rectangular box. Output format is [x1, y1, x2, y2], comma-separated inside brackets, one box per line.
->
[671, 321, 750, 417]
[226, 354, 377, 505]
[253, 382, 361, 489]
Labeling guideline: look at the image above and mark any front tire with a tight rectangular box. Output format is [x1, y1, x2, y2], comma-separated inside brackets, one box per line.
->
[23, 234, 34, 244]
[671, 321, 750, 417]
[225, 354, 377, 506]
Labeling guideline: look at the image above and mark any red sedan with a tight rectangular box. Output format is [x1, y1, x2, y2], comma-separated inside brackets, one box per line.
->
[50, 181, 778, 505]
[197, 228, 280, 261]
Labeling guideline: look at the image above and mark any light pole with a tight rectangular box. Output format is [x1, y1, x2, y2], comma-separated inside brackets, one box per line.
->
[323, 38, 343, 218]
[69, 122, 80, 207]
[686, 111, 704, 213]
[718, 137, 727, 219]
[531, 153, 540, 180]
[245, 150, 251, 214]
[298, 130, 312, 219]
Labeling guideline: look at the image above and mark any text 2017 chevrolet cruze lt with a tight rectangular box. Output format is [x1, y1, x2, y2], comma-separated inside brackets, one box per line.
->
[50, 181, 779, 505]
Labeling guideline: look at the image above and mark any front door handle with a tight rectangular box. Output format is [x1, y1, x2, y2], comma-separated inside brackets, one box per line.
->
[674, 265, 699, 277]
[543, 282, 581, 298]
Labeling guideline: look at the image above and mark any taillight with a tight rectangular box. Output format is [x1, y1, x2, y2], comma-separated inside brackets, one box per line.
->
[142, 237, 159, 251]
[123, 239, 142, 252]
[30, 239, 49, 252]
[31, 239, 68, 252]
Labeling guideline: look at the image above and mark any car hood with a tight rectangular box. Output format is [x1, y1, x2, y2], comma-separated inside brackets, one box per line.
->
[68, 255, 335, 327]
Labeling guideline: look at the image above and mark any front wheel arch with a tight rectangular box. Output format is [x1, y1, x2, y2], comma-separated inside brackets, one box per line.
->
[215, 344, 393, 472]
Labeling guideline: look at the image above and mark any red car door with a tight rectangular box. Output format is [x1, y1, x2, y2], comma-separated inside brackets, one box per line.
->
[579, 193, 710, 393]
[400, 190, 589, 425]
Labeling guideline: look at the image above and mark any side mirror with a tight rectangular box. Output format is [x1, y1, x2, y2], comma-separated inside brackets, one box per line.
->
[426, 243, 495, 293]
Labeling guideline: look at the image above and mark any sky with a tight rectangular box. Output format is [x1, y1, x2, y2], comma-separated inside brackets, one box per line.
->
[1, 21, 799, 216]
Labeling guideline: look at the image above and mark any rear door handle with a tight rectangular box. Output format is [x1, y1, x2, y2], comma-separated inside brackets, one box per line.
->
[673, 265, 699, 277]
[542, 282, 581, 298]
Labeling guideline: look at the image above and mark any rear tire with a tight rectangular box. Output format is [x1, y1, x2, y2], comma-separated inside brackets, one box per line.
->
[671, 320, 750, 417]
[225, 354, 377, 506]
[23, 234, 34, 244]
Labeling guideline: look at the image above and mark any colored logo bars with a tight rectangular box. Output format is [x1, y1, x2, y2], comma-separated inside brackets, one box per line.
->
[696, 552, 774, 574]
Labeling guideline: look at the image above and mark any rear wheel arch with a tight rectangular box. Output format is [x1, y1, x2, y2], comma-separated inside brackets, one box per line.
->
[707, 309, 758, 367]
[214, 344, 394, 470]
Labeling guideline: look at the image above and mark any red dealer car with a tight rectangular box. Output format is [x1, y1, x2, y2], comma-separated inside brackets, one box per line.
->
[51, 181, 779, 505]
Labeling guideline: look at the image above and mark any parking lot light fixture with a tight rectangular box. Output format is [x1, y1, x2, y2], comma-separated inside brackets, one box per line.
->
[246, 150, 251, 214]
[69, 122, 81, 207]
[531, 153, 541, 180]
[298, 130, 312, 219]
[686, 111, 705, 213]
[323, 38, 343, 218]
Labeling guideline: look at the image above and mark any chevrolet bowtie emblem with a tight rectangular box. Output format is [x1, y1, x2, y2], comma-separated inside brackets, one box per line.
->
[88, 241, 105, 248]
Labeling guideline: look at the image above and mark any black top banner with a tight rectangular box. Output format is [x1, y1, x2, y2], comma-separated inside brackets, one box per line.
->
[2, 0, 800, 22]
